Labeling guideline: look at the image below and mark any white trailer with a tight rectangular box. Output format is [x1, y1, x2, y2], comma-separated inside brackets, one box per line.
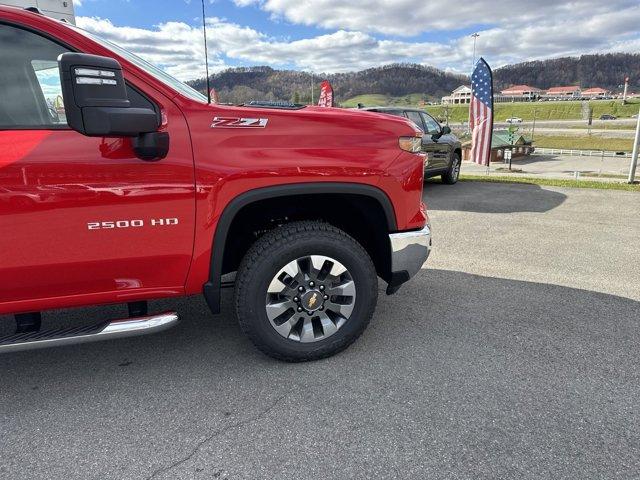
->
[1, 0, 75, 24]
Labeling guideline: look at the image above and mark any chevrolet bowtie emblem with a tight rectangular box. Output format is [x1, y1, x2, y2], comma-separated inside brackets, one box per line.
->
[308, 293, 318, 308]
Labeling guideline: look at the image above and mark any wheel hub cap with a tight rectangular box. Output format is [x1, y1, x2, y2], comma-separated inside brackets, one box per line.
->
[300, 290, 323, 312]
[265, 255, 356, 343]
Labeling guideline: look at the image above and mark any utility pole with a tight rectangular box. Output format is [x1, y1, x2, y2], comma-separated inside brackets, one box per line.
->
[310, 72, 314, 105]
[531, 109, 538, 142]
[628, 106, 640, 183]
[622, 76, 629, 104]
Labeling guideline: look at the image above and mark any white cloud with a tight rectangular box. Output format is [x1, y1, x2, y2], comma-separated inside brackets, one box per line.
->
[75, 1, 640, 80]
[234, 0, 639, 37]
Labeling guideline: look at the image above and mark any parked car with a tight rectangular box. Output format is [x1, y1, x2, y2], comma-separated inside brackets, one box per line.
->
[506, 117, 523, 123]
[600, 114, 617, 120]
[361, 107, 463, 184]
[0, 6, 432, 361]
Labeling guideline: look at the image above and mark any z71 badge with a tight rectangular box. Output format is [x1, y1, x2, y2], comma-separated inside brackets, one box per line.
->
[210, 117, 268, 128]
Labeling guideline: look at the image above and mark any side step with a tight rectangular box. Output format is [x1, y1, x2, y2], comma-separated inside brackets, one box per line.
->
[0, 312, 179, 354]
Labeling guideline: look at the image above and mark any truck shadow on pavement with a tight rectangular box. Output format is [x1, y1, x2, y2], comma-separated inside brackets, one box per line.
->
[424, 180, 567, 214]
[0, 269, 638, 479]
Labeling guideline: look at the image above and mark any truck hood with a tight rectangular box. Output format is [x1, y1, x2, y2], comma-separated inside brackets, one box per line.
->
[189, 102, 422, 175]
[213, 103, 422, 140]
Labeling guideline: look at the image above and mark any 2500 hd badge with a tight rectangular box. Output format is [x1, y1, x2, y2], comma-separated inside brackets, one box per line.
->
[87, 218, 179, 230]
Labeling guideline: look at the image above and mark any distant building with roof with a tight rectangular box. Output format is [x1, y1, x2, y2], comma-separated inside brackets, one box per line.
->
[581, 87, 611, 99]
[442, 84, 545, 105]
[441, 85, 472, 104]
[500, 85, 542, 96]
[440, 83, 614, 106]
[496, 84, 543, 103]
[544, 86, 581, 99]
[462, 130, 534, 163]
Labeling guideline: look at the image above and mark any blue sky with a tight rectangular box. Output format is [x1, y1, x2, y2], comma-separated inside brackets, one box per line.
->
[73, 0, 640, 81]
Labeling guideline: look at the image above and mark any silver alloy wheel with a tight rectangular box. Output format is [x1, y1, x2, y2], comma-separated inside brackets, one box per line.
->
[452, 157, 461, 180]
[265, 255, 356, 343]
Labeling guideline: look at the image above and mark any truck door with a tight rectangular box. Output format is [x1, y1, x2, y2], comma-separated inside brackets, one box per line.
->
[0, 23, 195, 311]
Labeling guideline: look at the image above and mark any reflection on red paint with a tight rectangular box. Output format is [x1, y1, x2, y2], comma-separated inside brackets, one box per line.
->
[0, 131, 51, 168]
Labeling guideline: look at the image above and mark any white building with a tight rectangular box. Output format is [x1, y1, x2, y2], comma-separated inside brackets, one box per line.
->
[441, 85, 472, 104]
[1, 0, 75, 24]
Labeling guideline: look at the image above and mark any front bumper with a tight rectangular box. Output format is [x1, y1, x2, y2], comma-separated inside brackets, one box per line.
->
[386, 224, 432, 294]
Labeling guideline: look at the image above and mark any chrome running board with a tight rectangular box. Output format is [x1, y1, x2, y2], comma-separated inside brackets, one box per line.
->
[0, 312, 179, 353]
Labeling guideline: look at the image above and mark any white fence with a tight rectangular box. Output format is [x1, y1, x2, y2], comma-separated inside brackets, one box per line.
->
[535, 147, 631, 158]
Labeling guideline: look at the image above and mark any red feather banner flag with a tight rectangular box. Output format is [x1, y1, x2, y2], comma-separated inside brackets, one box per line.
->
[469, 58, 494, 167]
[318, 80, 334, 107]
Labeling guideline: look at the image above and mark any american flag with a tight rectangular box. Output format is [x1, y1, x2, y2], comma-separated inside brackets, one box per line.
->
[470, 58, 494, 167]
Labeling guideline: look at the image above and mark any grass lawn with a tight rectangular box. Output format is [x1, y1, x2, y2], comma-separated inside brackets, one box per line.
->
[581, 172, 629, 179]
[341, 94, 640, 122]
[448, 174, 640, 192]
[532, 134, 633, 151]
[568, 124, 638, 131]
[424, 99, 640, 123]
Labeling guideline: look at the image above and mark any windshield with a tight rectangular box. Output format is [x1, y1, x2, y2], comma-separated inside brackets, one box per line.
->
[66, 24, 208, 103]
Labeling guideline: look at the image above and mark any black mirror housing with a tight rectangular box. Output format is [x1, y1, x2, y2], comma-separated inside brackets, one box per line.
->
[131, 132, 170, 161]
[82, 106, 158, 137]
[58, 53, 158, 137]
[442, 126, 451, 135]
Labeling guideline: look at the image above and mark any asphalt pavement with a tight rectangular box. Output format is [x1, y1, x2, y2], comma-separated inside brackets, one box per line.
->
[1, 182, 639, 479]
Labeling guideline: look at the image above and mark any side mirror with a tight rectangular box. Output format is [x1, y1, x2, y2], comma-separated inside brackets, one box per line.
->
[441, 126, 451, 135]
[58, 53, 168, 160]
[58, 53, 158, 137]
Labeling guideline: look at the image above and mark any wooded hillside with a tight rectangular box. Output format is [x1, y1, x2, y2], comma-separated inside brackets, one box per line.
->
[186, 54, 639, 104]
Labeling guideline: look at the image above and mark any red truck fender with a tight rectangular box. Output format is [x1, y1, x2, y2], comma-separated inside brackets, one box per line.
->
[202, 182, 397, 313]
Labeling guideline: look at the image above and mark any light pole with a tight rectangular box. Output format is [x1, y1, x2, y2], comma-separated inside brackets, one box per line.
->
[468, 33, 480, 134]
[471, 33, 480, 70]
[531, 109, 538, 142]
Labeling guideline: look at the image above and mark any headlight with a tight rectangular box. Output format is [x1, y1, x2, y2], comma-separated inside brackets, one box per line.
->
[399, 136, 422, 153]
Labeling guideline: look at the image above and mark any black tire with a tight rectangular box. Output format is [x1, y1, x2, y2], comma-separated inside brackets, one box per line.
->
[234, 221, 378, 362]
[441, 152, 461, 184]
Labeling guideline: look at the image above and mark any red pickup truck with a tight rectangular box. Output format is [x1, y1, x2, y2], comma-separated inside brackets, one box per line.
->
[0, 6, 431, 361]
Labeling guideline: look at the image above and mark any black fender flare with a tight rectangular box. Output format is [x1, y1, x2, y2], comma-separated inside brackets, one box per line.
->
[202, 182, 397, 313]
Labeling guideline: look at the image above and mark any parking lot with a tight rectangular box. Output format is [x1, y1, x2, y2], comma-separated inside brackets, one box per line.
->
[1, 181, 639, 479]
[463, 154, 633, 180]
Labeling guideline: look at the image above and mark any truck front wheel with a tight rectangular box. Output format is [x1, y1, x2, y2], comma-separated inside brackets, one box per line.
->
[234, 221, 378, 362]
